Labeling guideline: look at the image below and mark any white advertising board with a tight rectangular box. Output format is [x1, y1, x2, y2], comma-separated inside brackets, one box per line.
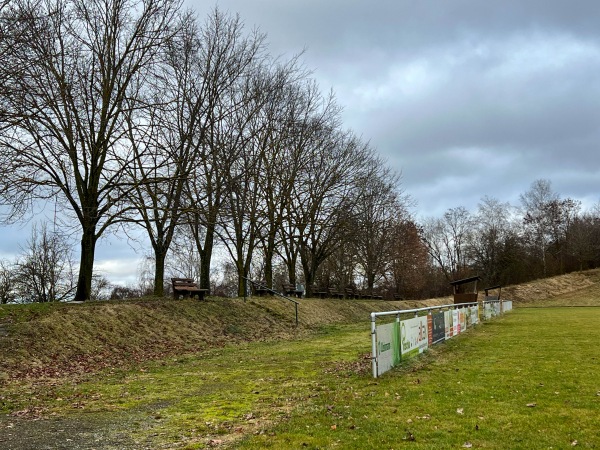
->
[376, 321, 400, 376]
[493, 302, 501, 316]
[445, 310, 452, 339]
[483, 302, 493, 320]
[470, 305, 479, 325]
[459, 309, 467, 332]
[400, 316, 428, 359]
[452, 309, 460, 335]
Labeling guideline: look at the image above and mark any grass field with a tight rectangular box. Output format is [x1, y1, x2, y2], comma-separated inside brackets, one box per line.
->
[2, 306, 600, 449]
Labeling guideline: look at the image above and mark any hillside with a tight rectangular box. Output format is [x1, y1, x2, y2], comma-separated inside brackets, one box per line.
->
[501, 268, 600, 306]
[1, 269, 599, 383]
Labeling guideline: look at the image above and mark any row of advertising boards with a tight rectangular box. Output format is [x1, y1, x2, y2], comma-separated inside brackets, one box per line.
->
[374, 301, 512, 377]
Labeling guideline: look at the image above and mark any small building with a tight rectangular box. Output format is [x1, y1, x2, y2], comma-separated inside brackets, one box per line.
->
[484, 285, 502, 301]
[450, 276, 481, 304]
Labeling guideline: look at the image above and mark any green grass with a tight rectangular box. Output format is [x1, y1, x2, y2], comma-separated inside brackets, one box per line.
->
[2, 308, 600, 448]
[238, 308, 600, 449]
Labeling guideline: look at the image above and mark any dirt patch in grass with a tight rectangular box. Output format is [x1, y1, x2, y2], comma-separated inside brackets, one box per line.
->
[0, 413, 139, 450]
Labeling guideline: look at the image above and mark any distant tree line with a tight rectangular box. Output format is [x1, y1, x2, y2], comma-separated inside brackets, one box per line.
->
[422, 179, 600, 295]
[0, 0, 417, 301]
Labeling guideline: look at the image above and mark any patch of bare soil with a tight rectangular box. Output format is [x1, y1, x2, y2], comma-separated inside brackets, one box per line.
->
[0, 412, 141, 450]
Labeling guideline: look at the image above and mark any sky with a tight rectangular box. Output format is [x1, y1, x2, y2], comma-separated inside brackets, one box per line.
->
[2, 0, 600, 286]
[188, 0, 600, 215]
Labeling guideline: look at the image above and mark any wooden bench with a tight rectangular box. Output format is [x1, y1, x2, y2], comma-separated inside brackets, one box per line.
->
[282, 283, 303, 298]
[171, 278, 209, 300]
[252, 280, 272, 296]
[310, 285, 329, 299]
[331, 288, 345, 299]
[344, 288, 359, 299]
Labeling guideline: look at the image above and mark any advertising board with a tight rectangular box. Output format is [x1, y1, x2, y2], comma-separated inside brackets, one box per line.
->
[400, 316, 428, 359]
[376, 321, 400, 376]
[483, 302, 493, 320]
[470, 305, 479, 325]
[452, 309, 460, 335]
[445, 310, 452, 339]
[431, 311, 445, 345]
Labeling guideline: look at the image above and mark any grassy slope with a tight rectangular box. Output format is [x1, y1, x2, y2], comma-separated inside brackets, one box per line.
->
[0, 296, 445, 381]
[0, 268, 598, 381]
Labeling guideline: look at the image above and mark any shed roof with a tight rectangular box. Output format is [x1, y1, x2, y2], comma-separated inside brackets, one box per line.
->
[449, 276, 482, 286]
[484, 285, 502, 291]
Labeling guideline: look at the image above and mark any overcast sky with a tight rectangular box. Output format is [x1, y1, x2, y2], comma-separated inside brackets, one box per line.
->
[190, 0, 600, 216]
[2, 0, 600, 285]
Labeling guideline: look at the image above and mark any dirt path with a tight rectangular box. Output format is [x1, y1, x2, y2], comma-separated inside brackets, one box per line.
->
[0, 412, 147, 450]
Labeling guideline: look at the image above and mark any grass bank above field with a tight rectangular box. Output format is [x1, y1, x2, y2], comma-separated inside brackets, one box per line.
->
[0, 296, 445, 381]
[1, 268, 599, 381]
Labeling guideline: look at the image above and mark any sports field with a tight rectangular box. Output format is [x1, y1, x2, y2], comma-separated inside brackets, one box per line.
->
[238, 307, 600, 449]
[1, 307, 599, 449]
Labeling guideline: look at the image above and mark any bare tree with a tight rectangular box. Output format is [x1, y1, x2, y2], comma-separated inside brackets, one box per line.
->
[567, 208, 600, 271]
[389, 219, 430, 299]
[217, 70, 272, 296]
[467, 196, 515, 283]
[254, 78, 343, 290]
[181, 9, 266, 292]
[520, 179, 559, 277]
[352, 161, 408, 293]
[421, 206, 473, 282]
[292, 131, 372, 296]
[90, 273, 112, 301]
[0, 259, 15, 304]
[14, 222, 75, 302]
[0, 0, 182, 300]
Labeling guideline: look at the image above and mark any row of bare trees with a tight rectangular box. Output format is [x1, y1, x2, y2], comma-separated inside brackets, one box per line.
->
[0, 0, 416, 301]
[421, 179, 600, 290]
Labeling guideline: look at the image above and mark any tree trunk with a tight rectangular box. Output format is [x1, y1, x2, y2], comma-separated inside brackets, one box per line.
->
[287, 251, 297, 285]
[300, 251, 317, 297]
[199, 225, 215, 291]
[367, 272, 375, 293]
[236, 258, 247, 297]
[153, 247, 167, 296]
[264, 232, 276, 288]
[74, 226, 96, 301]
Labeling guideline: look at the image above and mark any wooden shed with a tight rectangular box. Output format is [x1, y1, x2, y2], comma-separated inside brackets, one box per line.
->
[484, 285, 502, 301]
[450, 276, 481, 304]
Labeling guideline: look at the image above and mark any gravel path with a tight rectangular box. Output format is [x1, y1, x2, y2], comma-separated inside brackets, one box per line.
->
[0, 412, 148, 450]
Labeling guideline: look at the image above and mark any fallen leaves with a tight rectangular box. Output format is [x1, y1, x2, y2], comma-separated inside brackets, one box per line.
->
[403, 431, 415, 441]
[9, 406, 47, 419]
